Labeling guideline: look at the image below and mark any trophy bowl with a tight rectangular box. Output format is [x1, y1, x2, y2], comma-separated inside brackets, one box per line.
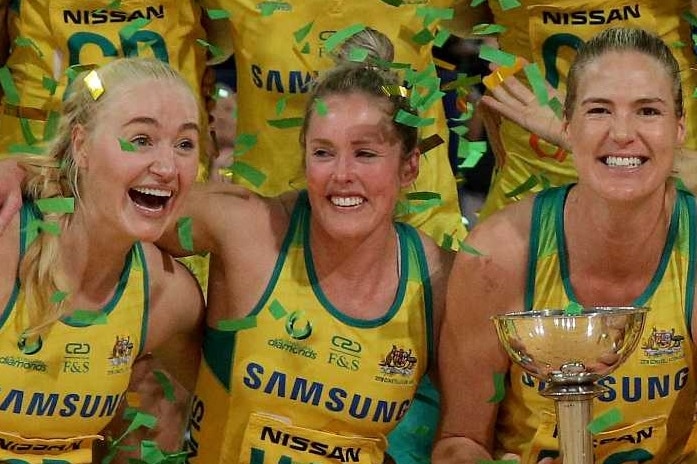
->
[492, 306, 648, 385]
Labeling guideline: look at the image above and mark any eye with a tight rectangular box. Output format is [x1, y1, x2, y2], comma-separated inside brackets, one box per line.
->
[312, 148, 332, 158]
[131, 135, 152, 147]
[176, 138, 197, 152]
[587, 106, 609, 115]
[356, 150, 378, 158]
[638, 107, 661, 116]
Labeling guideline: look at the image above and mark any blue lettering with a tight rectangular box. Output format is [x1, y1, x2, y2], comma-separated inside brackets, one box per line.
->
[80, 394, 101, 417]
[598, 376, 617, 402]
[60, 393, 79, 417]
[264, 371, 287, 397]
[288, 71, 312, 94]
[647, 375, 670, 400]
[290, 377, 323, 405]
[348, 395, 371, 419]
[372, 400, 396, 422]
[266, 70, 284, 92]
[621, 377, 641, 403]
[252, 65, 263, 88]
[244, 362, 264, 389]
[325, 387, 346, 412]
[396, 400, 411, 421]
[26, 392, 59, 416]
[0, 389, 23, 413]
[101, 394, 121, 417]
[676, 367, 689, 390]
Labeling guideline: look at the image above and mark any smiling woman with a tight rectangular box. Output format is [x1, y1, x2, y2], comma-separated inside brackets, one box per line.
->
[434, 27, 696, 464]
[0, 57, 205, 463]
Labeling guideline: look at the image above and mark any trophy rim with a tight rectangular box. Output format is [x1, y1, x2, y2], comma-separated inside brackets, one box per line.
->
[491, 305, 650, 321]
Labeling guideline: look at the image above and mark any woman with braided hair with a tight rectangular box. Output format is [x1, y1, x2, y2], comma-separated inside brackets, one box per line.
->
[0, 57, 204, 463]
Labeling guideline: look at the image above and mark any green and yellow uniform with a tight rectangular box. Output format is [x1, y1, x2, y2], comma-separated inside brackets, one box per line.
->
[479, 0, 696, 218]
[495, 185, 697, 463]
[0, 201, 149, 464]
[186, 191, 435, 464]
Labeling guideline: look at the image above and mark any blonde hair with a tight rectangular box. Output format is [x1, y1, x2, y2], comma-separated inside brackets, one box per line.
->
[19, 57, 195, 339]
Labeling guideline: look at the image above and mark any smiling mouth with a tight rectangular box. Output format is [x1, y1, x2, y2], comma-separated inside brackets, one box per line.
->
[602, 155, 646, 168]
[330, 196, 364, 207]
[128, 187, 173, 211]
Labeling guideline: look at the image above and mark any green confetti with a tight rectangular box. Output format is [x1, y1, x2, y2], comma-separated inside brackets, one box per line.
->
[177, 217, 194, 252]
[406, 191, 441, 201]
[548, 97, 564, 118]
[433, 28, 451, 48]
[119, 138, 136, 152]
[71, 309, 108, 325]
[36, 197, 75, 214]
[323, 23, 365, 53]
[106, 0, 122, 8]
[487, 372, 506, 403]
[259, 1, 280, 16]
[195, 38, 224, 59]
[267, 117, 304, 129]
[416, 6, 454, 27]
[43, 110, 60, 142]
[380, 0, 404, 5]
[441, 74, 481, 92]
[123, 409, 158, 435]
[315, 99, 328, 116]
[458, 240, 484, 256]
[206, 8, 231, 19]
[505, 175, 538, 198]
[275, 96, 289, 116]
[153, 370, 176, 402]
[412, 28, 435, 45]
[498, 0, 522, 10]
[232, 160, 267, 188]
[348, 46, 369, 62]
[19, 118, 38, 145]
[395, 197, 442, 216]
[234, 133, 258, 157]
[564, 301, 584, 316]
[218, 315, 257, 332]
[395, 110, 435, 128]
[470, 0, 487, 6]
[441, 233, 453, 250]
[119, 18, 151, 40]
[294, 21, 314, 43]
[300, 42, 311, 54]
[27, 219, 61, 237]
[51, 291, 68, 304]
[587, 407, 622, 434]
[64, 64, 96, 82]
[682, 11, 697, 28]
[523, 63, 549, 105]
[471, 23, 507, 36]
[672, 41, 686, 48]
[268, 300, 287, 320]
[0, 66, 20, 105]
[457, 140, 487, 168]
[479, 45, 516, 67]
[140, 440, 167, 463]
[14, 36, 43, 57]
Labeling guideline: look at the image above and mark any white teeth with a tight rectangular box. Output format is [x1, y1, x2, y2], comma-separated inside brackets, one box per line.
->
[331, 196, 364, 207]
[605, 156, 643, 168]
[132, 187, 172, 197]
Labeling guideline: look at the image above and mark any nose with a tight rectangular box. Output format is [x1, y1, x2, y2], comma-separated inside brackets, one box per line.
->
[149, 146, 176, 181]
[332, 154, 354, 182]
[610, 113, 636, 146]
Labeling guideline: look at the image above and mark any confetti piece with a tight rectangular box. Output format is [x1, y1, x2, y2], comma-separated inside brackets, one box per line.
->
[51, 291, 68, 304]
[380, 0, 404, 5]
[232, 160, 267, 188]
[395, 110, 435, 128]
[14, 36, 43, 57]
[470, 0, 487, 5]
[524, 63, 549, 105]
[433, 28, 451, 48]
[196, 38, 225, 59]
[315, 99, 328, 116]
[36, 197, 75, 214]
[482, 57, 524, 90]
[505, 175, 539, 198]
[268, 300, 287, 319]
[348, 46, 369, 62]
[218, 315, 257, 332]
[300, 42, 311, 54]
[234, 133, 258, 157]
[140, 440, 167, 463]
[259, 2, 280, 16]
[153, 370, 176, 402]
[441, 233, 453, 250]
[412, 28, 435, 45]
[71, 310, 108, 325]
[479, 45, 517, 68]
[323, 24, 366, 53]
[395, 197, 442, 216]
[119, 18, 151, 41]
[417, 134, 445, 154]
[119, 138, 136, 152]
[275, 96, 289, 116]
[487, 372, 506, 403]
[83, 70, 104, 100]
[587, 407, 622, 434]
[206, 8, 231, 19]
[416, 6, 454, 27]
[471, 23, 507, 36]
[294, 21, 314, 43]
[458, 140, 487, 169]
[382, 85, 409, 98]
[177, 217, 194, 252]
[498, 0, 522, 10]
[0, 66, 20, 105]
[267, 117, 304, 129]
[123, 409, 158, 435]
[44, 110, 60, 142]
[683, 11, 697, 28]
[7, 143, 44, 155]
[548, 97, 564, 118]
[564, 301, 584, 316]
[458, 240, 484, 256]
[19, 118, 38, 145]
[27, 219, 61, 237]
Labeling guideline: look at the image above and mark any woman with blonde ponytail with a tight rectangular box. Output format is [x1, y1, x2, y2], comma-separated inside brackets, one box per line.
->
[0, 57, 204, 463]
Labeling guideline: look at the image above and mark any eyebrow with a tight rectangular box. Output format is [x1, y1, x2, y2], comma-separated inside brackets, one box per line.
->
[580, 97, 667, 106]
[123, 117, 200, 132]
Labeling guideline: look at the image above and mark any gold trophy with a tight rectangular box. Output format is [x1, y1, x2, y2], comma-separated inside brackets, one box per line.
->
[492, 307, 648, 464]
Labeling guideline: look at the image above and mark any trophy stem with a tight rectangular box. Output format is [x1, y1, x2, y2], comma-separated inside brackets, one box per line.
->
[541, 384, 606, 464]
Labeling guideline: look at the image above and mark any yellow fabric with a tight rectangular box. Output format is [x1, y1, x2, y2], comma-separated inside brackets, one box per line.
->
[495, 185, 697, 463]
[226, 0, 465, 246]
[0, 201, 148, 463]
[479, 0, 697, 218]
[186, 192, 433, 464]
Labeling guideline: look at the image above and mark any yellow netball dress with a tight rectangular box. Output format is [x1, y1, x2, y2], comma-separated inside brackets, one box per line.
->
[495, 185, 697, 463]
[0, 201, 149, 464]
[187, 191, 434, 464]
[479, 0, 696, 218]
